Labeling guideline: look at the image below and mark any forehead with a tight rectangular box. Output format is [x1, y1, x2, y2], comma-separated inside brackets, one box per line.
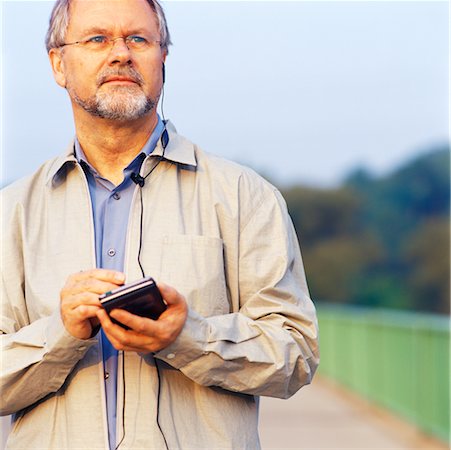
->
[68, 0, 158, 35]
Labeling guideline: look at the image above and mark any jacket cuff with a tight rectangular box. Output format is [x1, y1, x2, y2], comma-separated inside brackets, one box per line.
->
[44, 309, 97, 362]
[155, 308, 209, 368]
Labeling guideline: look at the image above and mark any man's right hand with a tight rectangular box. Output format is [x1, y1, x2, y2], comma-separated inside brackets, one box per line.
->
[60, 269, 125, 340]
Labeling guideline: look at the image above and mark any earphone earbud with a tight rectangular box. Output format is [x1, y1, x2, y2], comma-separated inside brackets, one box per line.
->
[162, 63, 166, 84]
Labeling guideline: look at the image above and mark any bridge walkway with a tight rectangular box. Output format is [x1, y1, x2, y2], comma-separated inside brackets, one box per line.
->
[259, 376, 448, 450]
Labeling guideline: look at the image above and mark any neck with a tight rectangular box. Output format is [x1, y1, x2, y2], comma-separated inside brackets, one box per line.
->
[74, 109, 158, 185]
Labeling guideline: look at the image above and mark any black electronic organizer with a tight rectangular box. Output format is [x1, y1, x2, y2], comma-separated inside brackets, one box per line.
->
[99, 276, 166, 327]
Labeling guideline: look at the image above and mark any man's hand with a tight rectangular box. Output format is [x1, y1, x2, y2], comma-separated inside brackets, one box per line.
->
[60, 269, 126, 340]
[96, 282, 188, 353]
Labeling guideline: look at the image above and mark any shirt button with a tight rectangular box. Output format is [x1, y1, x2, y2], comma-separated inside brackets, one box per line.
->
[107, 248, 116, 257]
[113, 192, 121, 200]
[105, 372, 110, 380]
[166, 353, 175, 360]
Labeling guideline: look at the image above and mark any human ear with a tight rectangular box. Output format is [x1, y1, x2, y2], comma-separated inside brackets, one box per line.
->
[48, 48, 67, 88]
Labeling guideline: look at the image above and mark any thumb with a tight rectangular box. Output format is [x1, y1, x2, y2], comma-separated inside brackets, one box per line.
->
[157, 281, 185, 307]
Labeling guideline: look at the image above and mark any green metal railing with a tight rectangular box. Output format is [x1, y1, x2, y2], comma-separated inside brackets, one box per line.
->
[317, 305, 450, 443]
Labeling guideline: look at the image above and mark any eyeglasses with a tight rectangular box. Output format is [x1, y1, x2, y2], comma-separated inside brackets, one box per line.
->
[58, 35, 162, 52]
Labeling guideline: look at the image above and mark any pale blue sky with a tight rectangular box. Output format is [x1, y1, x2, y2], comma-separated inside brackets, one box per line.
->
[1, 0, 449, 187]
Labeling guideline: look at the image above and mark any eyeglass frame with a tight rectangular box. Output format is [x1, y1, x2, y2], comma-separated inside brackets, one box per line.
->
[57, 35, 162, 51]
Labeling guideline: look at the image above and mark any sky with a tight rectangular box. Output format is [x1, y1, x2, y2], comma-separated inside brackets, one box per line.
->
[1, 0, 449, 188]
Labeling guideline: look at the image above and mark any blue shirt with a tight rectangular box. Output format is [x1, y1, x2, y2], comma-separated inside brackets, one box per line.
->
[74, 118, 165, 450]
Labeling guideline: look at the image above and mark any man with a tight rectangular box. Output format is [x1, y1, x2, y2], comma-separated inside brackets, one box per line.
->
[0, 0, 319, 448]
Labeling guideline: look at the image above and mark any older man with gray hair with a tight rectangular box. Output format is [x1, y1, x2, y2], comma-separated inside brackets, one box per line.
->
[0, 0, 319, 448]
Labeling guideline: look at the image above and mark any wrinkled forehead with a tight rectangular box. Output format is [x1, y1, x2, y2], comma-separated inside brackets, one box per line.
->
[67, 0, 159, 36]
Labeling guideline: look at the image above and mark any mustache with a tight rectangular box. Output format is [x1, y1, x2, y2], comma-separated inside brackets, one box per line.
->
[97, 67, 144, 86]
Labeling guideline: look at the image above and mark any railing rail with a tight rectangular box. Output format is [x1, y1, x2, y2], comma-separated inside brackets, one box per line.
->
[317, 304, 450, 443]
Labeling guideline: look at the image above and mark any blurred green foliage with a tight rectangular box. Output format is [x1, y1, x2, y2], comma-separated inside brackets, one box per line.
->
[281, 146, 450, 314]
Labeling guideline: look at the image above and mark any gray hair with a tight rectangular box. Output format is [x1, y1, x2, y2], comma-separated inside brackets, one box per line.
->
[45, 0, 172, 53]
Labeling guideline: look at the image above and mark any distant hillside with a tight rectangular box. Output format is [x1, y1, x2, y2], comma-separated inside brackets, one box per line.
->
[282, 146, 450, 314]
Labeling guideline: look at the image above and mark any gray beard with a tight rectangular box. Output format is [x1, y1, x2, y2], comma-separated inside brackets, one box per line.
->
[72, 86, 157, 121]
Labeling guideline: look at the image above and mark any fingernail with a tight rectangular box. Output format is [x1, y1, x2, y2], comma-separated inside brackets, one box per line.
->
[114, 273, 125, 282]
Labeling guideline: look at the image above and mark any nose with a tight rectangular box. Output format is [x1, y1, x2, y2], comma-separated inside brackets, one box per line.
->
[107, 37, 132, 65]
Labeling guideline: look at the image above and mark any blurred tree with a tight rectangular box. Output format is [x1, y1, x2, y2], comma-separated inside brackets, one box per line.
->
[283, 187, 364, 246]
[402, 218, 450, 314]
[281, 146, 450, 315]
[305, 233, 385, 304]
[346, 146, 450, 253]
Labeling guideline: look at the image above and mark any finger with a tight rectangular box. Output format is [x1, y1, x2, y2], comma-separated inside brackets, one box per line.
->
[109, 307, 183, 352]
[97, 310, 154, 351]
[73, 269, 125, 285]
[63, 279, 123, 298]
[96, 308, 114, 327]
[81, 278, 124, 296]
[62, 292, 102, 309]
[109, 309, 156, 335]
[96, 309, 132, 338]
[62, 306, 102, 331]
[72, 304, 102, 320]
[106, 331, 157, 353]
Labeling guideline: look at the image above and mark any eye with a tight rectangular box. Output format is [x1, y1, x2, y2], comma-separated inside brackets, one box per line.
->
[127, 35, 148, 45]
[87, 35, 108, 44]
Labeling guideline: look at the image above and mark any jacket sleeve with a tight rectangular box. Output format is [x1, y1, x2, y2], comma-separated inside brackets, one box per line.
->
[0, 313, 96, 416]
[155, 188, 319, 399]
[0, 192, 96, 416]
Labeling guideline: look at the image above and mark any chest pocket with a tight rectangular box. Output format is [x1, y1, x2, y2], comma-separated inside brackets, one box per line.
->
[160, 234, 230, 317]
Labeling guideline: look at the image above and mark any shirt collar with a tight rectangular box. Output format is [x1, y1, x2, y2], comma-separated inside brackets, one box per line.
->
[74, 116, 164, 173]
[46, 119, 197, 186]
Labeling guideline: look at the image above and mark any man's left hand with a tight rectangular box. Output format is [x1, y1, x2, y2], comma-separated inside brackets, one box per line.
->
[96, 282, 188, 353]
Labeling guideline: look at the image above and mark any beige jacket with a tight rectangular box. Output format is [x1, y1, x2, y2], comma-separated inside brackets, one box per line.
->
[1, 123, 319, 449]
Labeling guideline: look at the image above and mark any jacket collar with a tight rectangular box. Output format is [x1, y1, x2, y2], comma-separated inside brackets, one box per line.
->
[46, 120, 197, 186]
[150, 120, 197, 167]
